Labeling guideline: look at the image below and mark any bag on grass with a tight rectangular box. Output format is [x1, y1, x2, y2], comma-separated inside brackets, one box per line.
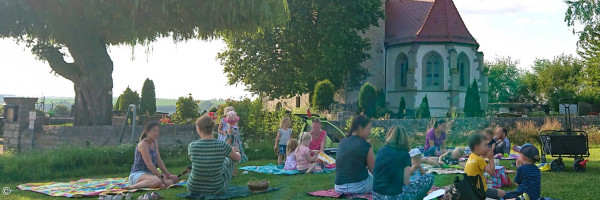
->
[489, 166, 511, 188]
[452, 173, 486, 200]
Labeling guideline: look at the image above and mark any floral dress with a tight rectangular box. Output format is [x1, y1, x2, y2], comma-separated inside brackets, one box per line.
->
[227, 127, 248, 163]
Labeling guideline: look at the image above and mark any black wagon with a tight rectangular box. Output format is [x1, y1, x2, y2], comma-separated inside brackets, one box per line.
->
[539, 98, 590, 172]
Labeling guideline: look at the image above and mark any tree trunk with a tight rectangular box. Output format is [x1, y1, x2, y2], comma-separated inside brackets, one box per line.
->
[44, 36, 114, 125]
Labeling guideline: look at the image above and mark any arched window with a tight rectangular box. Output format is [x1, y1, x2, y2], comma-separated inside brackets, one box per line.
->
[395, 53, 409, 89]
[458, 53, 470, 87]
[423, 51, 443, 89]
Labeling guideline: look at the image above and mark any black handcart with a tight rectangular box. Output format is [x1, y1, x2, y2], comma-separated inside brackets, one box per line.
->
[539, 98, 590, 172]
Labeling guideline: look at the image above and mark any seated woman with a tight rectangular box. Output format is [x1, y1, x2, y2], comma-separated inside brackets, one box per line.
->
[373, 126, 412, 199]
[424, 119, 448, 156]
[335, 115, 375, 194]
[126, 121, 178, 189]
[187, 115, 241, 196]
[309, 118, 327, 156]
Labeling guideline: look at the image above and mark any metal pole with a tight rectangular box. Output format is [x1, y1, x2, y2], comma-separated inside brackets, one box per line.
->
[118, 108, 131, 145]
[130, 104, 137, 144]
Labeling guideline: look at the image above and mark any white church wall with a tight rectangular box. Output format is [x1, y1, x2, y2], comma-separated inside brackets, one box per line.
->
[455, 45, 481, 85]
[415, 45, 450, 91]
[385, 45, 411, 92]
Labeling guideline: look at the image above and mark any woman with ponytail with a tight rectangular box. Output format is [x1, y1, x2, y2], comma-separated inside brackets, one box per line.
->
[334, 115, 375, 194]
[126, 121, 178, 189]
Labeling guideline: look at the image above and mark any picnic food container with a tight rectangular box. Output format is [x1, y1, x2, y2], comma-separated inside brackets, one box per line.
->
[248, 177, 269, 193]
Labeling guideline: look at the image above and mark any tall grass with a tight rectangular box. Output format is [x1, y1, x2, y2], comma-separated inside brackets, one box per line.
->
[508, 118, 561, 145]
[0, 145, 189, 183]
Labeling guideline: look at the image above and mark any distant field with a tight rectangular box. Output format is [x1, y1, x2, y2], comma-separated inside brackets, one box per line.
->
[1, 97, 224, 114]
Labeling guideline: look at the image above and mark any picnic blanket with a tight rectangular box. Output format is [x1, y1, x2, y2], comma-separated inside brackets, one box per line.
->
[307, 189, 371, 199]
[422, 164, 465, 175]
[17, 178, 185, 197]
[178, 186, 278, 200]
[239, 163, 335, 175]
[497, 153, 519, 160]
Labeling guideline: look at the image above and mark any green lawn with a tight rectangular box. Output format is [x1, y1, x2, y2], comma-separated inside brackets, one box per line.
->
[2, 149, 599, 200]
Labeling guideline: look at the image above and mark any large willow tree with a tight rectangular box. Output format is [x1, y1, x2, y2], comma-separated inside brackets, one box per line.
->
[0, 0, 287, 125]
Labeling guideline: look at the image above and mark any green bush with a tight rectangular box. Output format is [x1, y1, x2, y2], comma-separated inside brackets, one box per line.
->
[140, 78, 157, 115]
[53, 105, 70, 116]
[312, 79, 335, 110]
[359, 82, 377, 117]
[398, 96, 406, 117]
[114, 86, 140, 111]
[464, 80, 483, 117]
[219, 98, 304, 142]
[175, 94, 199, 124]
[376, 89, 386, 108]
[416, 95, 430, 118]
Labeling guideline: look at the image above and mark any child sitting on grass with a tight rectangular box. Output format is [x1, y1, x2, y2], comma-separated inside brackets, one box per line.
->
[274, 117, 293, 165]
[465, 134, 506, 199]
[504, 143, 541, 200]
[409, 148, 427, 180]
[283, 139, 299, 170]
[295, 132, 322, 173]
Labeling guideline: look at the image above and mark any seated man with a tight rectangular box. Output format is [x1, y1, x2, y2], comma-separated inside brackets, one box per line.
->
[187, 115, 241, 196]
[494, 127, 511, 156]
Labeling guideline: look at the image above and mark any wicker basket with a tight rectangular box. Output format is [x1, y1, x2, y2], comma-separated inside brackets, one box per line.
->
[247, 177, 269, 193]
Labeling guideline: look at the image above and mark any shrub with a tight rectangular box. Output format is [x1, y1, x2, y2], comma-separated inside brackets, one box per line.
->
[398, 96, 406, 117]
[140, 78, 157, 115]
[464, 80, 483, 117]
[175, 94, 199, 124]
[312, 79, 335, 110]
[53, 105, 70, 116]
[114, 86, 140, 111]
[359, 82, 377, 117]
[376, 89, 386, 108]
[416, 95, 431, 118]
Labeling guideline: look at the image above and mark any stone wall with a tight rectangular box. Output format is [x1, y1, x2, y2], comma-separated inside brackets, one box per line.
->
[4, 124, 199, 152]
[329, 116, 600, 136]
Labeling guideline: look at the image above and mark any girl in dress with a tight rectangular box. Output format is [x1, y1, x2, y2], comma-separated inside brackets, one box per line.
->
[225, 111, 247, 177]
[283, 139, 299, 170]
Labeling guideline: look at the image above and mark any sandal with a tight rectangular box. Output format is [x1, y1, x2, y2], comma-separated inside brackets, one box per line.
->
[150, 192, 164, 199]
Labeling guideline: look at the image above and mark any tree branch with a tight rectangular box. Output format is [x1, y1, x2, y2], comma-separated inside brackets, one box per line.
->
[32, 43, 81, 80]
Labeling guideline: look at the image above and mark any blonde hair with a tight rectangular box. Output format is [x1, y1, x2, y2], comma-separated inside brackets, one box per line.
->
[286, 139, 299, 154]
[196, 115, 215, 135]
[300, 132, 312, 144]
[280, 117, 291, 128]
[385, 126, 410, 151]
[453, 148, 466, 157]
[224, 106, 234, 113]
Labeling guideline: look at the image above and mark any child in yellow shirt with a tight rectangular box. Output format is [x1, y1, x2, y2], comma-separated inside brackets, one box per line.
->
[464, 134, 507, 199]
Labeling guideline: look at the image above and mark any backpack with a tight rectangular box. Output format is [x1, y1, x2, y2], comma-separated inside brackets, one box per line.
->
[452, 173, 486, 200]
[489, 166, 511, 188]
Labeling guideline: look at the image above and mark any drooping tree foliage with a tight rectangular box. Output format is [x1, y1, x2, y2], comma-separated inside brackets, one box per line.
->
[140, 78, 157, 115]
[312, 79, 335, 111]
[217, 0, 383, 99]
[358, 82, 377, 118]
[0, 0, 288, 125]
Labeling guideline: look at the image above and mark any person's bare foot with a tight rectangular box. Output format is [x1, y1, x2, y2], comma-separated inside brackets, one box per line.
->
[121, 186, 131, 190]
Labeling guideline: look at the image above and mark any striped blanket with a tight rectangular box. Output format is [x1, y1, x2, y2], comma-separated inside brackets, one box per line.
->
[17, 178, 185, 197]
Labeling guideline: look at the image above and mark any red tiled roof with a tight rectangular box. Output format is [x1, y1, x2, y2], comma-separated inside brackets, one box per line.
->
[385, 0, 478, 46]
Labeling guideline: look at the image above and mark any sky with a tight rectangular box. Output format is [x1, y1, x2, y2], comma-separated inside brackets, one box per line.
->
[0, 0, 580, 99]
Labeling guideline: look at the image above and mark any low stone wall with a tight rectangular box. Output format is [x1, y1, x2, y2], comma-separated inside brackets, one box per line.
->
[4, 124, 198, 152]
[330, 116, 600, 136]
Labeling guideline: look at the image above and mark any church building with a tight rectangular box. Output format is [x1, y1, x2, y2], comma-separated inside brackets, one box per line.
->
[266, 0, 489, 117]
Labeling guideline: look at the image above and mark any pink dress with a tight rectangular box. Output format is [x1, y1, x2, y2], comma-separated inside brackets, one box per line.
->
[283, 154, 297, 170]
[309, 130, 326, 156]
[295, 145, 312, 171]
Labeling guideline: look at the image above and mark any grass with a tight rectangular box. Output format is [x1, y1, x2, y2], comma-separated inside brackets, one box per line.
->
[1, 148, 599, 199]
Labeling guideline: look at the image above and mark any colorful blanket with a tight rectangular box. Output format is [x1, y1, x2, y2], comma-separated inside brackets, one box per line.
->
[239, 163, 335, 175]
[17, 178, 185, 197]
[422, 164, 465, 175]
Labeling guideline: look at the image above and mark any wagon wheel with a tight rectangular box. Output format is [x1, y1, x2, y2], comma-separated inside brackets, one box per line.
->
[550, 158, 565, 172]
[574, 158, 586, 172]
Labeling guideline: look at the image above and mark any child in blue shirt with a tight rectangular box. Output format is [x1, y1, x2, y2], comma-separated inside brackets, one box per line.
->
[504, 143, 541, 200]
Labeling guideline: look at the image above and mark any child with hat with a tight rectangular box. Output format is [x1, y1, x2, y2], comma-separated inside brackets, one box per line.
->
[504, 143, 541, 200]
[409, 148, 426, 180]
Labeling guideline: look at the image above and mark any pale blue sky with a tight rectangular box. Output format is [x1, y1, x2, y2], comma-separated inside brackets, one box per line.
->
[0, 0, 579, 99]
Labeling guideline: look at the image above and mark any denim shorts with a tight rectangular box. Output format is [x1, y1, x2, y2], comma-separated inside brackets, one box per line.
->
[129, 171, 152, 186]
[278, 145, 287, 155]
[334, 172, 373, 194]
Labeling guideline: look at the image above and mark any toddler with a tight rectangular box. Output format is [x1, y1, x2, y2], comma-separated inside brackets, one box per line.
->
[436, 148, 466, 167]
[409, 148, 427, 182]
[225, 111, 247, 177]
[295, 132, 322, 173]
[275, 117, 293, 165]
[504, 143, 540, 200]
[283, 139, 299, 170]
[465, 133, 506, 199]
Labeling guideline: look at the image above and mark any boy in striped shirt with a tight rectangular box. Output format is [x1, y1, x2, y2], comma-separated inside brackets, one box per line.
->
[504, 144, 541, 200]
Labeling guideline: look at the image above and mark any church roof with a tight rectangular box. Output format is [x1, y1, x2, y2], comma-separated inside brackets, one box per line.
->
[385, 0, 478, 46]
